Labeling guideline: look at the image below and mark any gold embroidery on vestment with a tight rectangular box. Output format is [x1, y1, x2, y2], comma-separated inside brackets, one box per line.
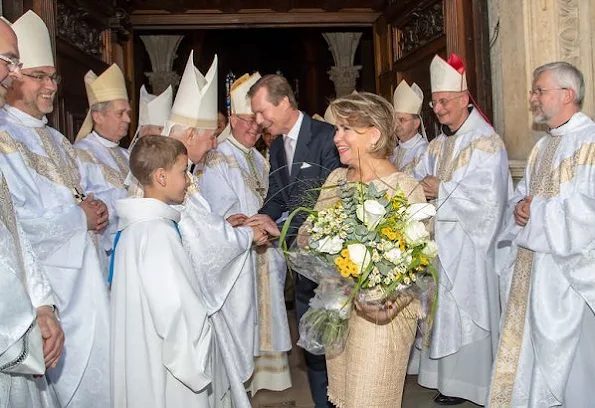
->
[489, 135, 562, 406]
[76, 148, 126, 190]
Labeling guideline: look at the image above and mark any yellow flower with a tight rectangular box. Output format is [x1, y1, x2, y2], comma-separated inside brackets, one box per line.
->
[340, 248, 349, 258]
[397, 238, 406, 251]
[339, 266, 351, 278]
[334, 257, 343, 267]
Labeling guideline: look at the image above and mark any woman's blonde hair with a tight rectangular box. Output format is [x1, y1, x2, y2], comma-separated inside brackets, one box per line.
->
[329, 92, 396, 158]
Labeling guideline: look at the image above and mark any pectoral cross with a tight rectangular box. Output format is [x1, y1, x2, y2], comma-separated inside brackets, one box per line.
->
[256, 184, 266, 200]
[73, 187, 87, 204]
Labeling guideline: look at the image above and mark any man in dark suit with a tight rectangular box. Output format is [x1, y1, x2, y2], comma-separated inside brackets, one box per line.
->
[246, 75, 341, 407]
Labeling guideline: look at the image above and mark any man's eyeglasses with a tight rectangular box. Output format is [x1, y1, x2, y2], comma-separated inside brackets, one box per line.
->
[22, 73, 62, 84]
[528, 87, 568, 97]
[0, 54, 23, 73]
[429, 94, 465, 109]
[236, 115, 257, 125]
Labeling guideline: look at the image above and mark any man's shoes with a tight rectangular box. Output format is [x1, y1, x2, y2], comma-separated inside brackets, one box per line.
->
[433, 393, 466, 406]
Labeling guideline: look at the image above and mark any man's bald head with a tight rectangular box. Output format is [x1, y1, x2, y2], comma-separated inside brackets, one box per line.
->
[0, 19, 19, 107]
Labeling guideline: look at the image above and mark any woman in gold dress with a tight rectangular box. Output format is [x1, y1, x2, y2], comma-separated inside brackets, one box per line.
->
[303, 92, 426, 408]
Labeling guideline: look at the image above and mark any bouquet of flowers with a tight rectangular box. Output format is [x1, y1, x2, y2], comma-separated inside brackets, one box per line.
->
[283, 180, 438, 356]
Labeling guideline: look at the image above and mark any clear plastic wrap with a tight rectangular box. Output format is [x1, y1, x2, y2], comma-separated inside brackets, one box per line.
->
[287, 247, 436, 356]
[296, 277, 354, 356]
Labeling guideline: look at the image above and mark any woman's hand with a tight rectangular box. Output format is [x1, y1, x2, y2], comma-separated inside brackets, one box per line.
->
[354, 294, 413, 325]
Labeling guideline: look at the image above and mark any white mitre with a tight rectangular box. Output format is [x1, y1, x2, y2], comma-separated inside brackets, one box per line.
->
[393, 80, 423, 115]
[218, 72, 261, 142]
[138, 85, 173, 128]
[430, 54, 468, 93]
[163, 50, 218, 136]
[76, 64, 129, 140]
[6, 10, 54, 69]
[230, 72, 261, 115]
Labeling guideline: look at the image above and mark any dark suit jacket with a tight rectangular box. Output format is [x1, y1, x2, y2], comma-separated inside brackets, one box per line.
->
[260, 113, 341, 300]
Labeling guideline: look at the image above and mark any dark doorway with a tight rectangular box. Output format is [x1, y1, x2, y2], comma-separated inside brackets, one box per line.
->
[133, 26, 374, 117]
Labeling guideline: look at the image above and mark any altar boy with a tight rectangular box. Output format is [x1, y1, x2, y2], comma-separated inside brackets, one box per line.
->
[110, 135, 212, 408]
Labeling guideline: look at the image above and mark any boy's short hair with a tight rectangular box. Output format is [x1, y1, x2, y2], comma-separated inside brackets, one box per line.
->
[130, 135, 187, 186]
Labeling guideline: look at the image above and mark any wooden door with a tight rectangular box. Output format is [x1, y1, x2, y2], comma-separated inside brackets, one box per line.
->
[372, 14, 393, 102]
[374, 0, 492, 140]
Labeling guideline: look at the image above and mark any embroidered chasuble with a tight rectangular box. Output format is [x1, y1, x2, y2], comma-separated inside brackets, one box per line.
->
[0, 171, 60, 408]
[75, 131, 130, 252]
[412, 107, 511, 405]
[489, 132, 559, 407]
[488, 112, 595, 408]
[200, 136, 292, 395]
[0, 106, 111, 408]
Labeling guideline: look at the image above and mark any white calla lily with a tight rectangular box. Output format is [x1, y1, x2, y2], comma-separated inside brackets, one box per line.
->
[347, 243, 372, 274]
[355, 199, 387, 230]
[406, 203, 436, 221]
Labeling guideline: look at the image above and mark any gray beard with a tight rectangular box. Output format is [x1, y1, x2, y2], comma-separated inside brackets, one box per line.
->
[532, 112, 548, 125]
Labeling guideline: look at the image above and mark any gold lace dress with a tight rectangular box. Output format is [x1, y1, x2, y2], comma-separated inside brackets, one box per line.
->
[308, 168, 426, 408]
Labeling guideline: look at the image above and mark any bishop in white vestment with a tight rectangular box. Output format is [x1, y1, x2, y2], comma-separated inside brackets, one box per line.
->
[0, 12, 110, 407]
[489, 62, 595, 408]
[413, 55, 510, 406]
[111, 198, 212, 408]
[129, 84, 173, 149]
[390, 80, 428, 175]
[0, 171, 60, 408]
[200, 73, 292, 395]
[75, 64, 131, 253]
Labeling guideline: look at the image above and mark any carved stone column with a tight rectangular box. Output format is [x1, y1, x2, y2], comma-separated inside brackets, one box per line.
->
[323, 32, 362, 97]
[490, 0, 595, 169]
[140, 35, 184, 94]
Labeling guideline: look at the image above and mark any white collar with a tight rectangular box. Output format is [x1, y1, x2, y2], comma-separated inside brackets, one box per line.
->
[3, 105, 48, 128]
[116, 197, 180, 230]
[399, 133, 423, 149]
[91, 131, 120, 148]
[227, 134, 253, 154]
[450, 107, 492, 137]
[549, 112, 591, 137]
[284, 111, 304, 141]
